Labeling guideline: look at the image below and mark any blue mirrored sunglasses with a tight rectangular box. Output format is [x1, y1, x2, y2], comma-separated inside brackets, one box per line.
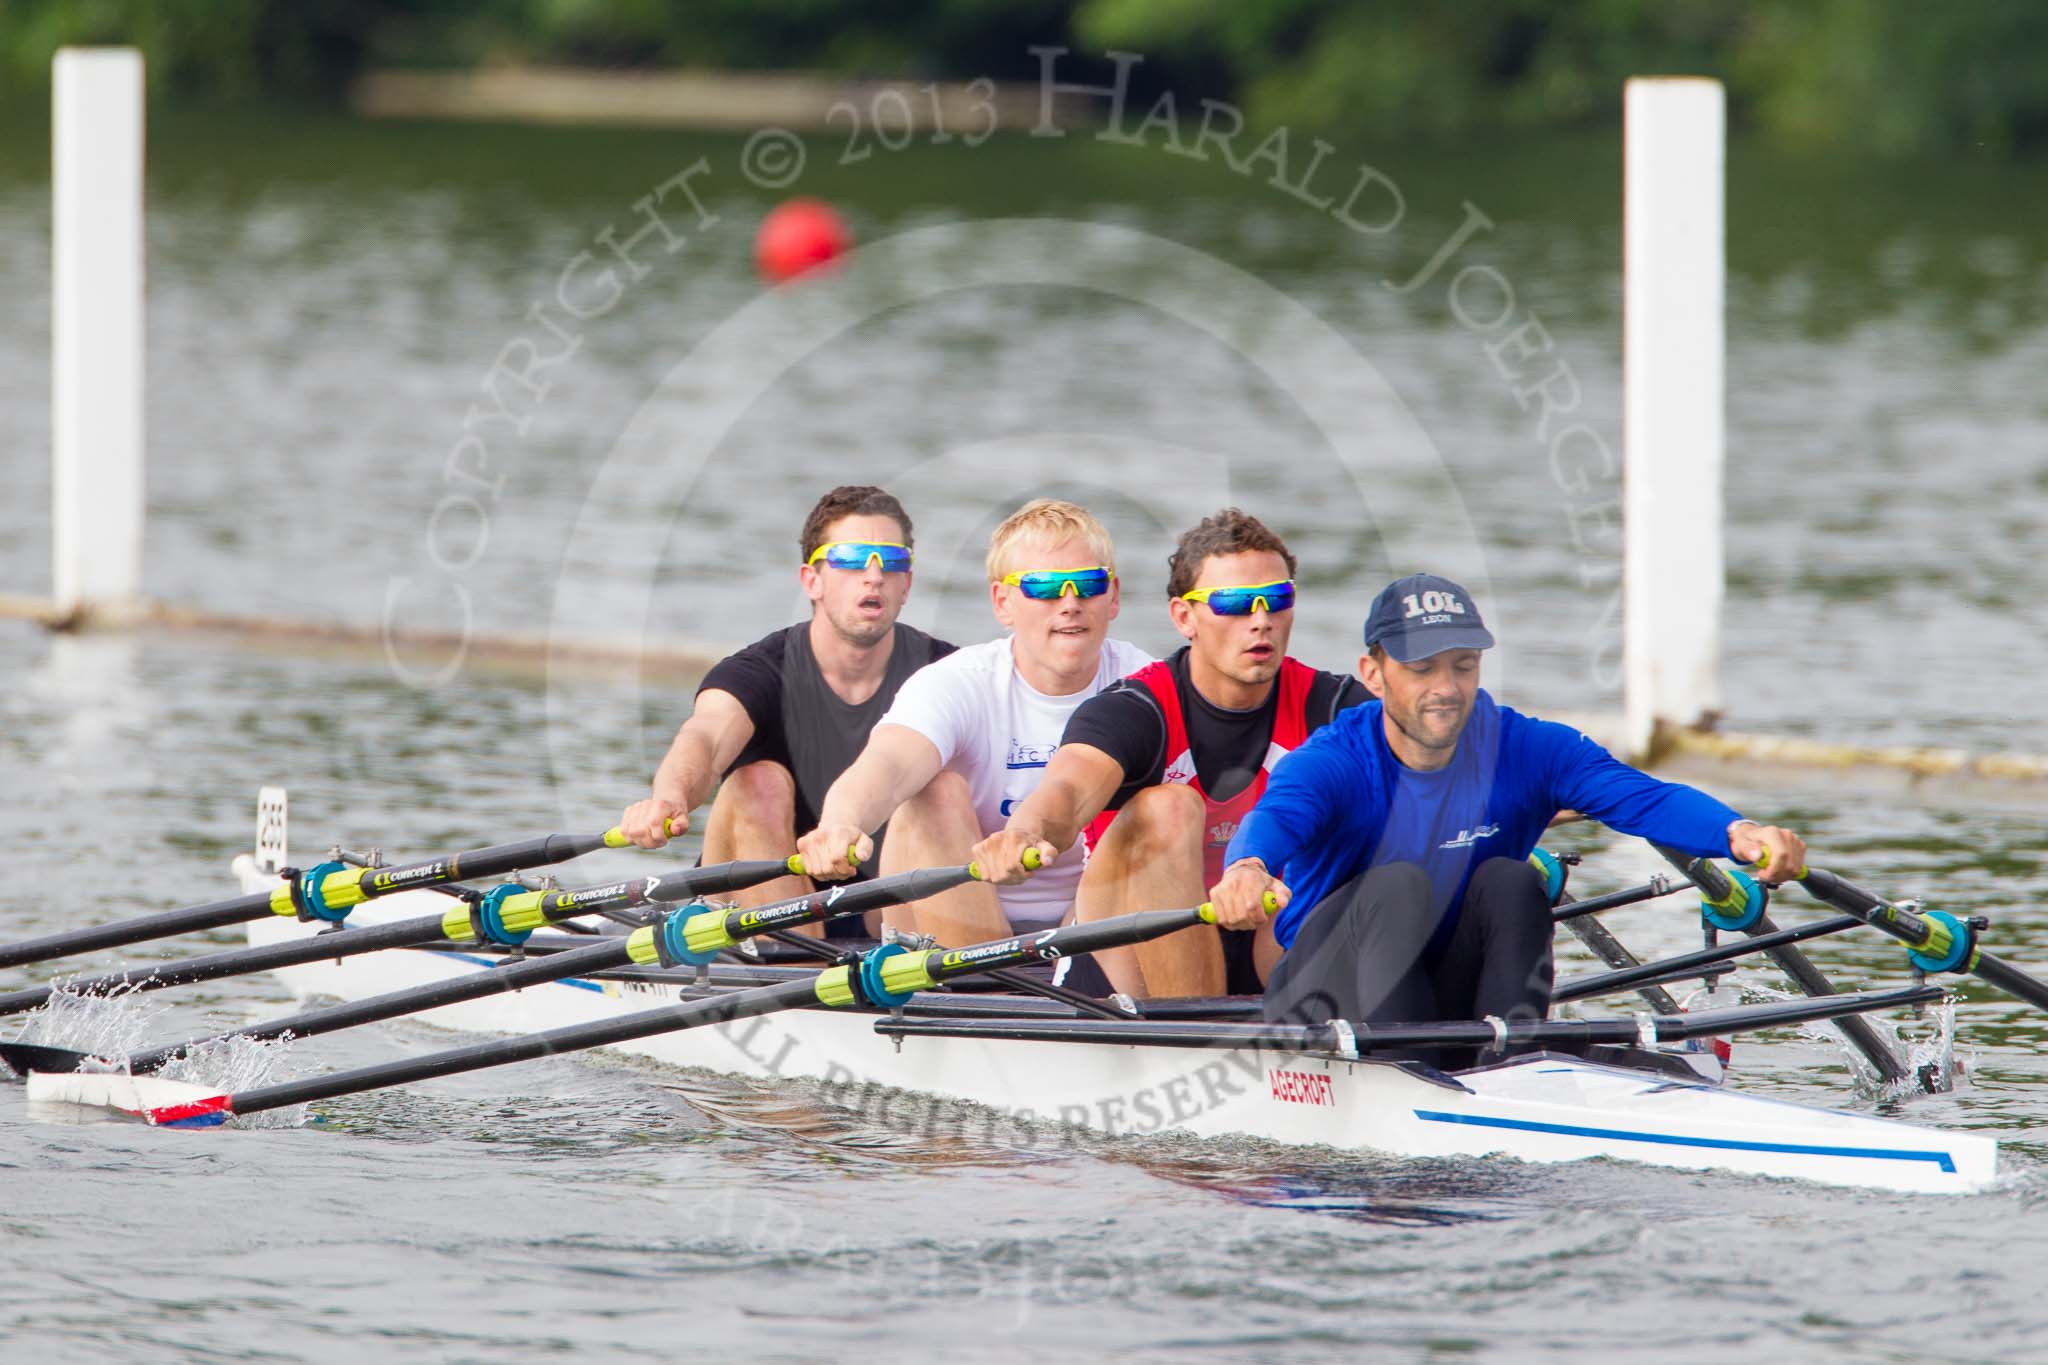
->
[999, 566, 1115, 600]
[807, 541, 913, 572]
[1180, 579, 1295, 616]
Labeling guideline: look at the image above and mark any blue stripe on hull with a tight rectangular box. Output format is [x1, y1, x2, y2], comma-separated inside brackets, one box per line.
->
[1412, 1109, 1959, 1173]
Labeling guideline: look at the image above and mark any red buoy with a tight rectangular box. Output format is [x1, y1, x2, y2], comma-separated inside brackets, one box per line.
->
[755, 199, 851, 283]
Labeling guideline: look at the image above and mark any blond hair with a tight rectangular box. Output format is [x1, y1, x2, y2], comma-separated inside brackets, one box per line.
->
[985, 498, 1117, 582]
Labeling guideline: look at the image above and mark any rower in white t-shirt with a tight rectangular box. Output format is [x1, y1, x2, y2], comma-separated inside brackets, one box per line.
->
[796, 499, 1152, 944]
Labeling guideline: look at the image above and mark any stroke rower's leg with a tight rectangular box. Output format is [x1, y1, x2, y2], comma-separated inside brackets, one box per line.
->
[878, 770, 1008, 946]
[1261, 863, 1440, 1039]
[1073, 784, 1217, 998]
[701, 760, 826, 936]
[1428, 856, 1555, 1059]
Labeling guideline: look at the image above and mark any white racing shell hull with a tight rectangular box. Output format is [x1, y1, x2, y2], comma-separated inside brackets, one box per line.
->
[232, 857, 1997, 1194]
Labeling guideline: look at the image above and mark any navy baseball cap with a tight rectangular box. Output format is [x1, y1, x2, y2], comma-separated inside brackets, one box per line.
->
[1363, 574, 1495, 662]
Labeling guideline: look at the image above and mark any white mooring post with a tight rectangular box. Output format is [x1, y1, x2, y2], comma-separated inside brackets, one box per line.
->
[52, 47, 146, 621]
[1623, 77, 1725, 761]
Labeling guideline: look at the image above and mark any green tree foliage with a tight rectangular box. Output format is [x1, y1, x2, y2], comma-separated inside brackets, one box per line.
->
[5, 0, 2047, 157]
[1074, 0, 2048, 155]
[3, 0, 409, 101]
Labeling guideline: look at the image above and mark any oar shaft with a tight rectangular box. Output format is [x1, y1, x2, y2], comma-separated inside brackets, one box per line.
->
[126, 864, 981, 1074]
[1555, 913, 1864, 1004]
[0, 891, 272, 971]
[230, 975, 819, 1116]
[0, 830, 617, 971]
[136, 936, 640, 1074]
[876, 984, 1945, 1053]
[1653, 845, 1909, 1086]
[1751, 913, 1908, 1083]
[1797, 867, 2048, 1013]
[1550, 877, 1680, 923]
[1561, 913, 1681, 1014]
[1971, 954, 2048, 1013]
[0, 915, 439, 1018]
[356, 831, 617, 890]
[0, 858, 798, 1020]
[215, 903, 1208, 1118]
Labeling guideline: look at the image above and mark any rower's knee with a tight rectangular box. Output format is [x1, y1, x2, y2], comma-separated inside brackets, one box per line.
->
[901, 768, 971, 821]
[710, 760, 796, 832]
[889, 769, 977, 850]
[1469, 857, 1555, 951]
[1116, 783, 1206, 860]
[1470, 858, 1549, 913]
[725, 760, 794, 811]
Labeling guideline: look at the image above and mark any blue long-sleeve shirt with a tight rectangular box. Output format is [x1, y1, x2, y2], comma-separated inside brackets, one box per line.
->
[1225, 690, 1744, 948]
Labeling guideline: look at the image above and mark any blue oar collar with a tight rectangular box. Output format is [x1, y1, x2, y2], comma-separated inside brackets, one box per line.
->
[293, 861, 353, 923]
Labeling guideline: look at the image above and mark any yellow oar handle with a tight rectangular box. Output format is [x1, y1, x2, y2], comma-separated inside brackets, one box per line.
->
[601, 816, 686, 848]
[785, 844, 864, 878]
[1196, 891, 1281, 923]
[1751, 846, 1808, 879]
[966, 847, 1044, 882]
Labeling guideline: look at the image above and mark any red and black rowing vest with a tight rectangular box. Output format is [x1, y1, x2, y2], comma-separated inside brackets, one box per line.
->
[1082, 656, 1318, 885]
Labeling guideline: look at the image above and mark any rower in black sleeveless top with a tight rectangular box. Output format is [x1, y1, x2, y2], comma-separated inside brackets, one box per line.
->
[619, 486, 955, 937]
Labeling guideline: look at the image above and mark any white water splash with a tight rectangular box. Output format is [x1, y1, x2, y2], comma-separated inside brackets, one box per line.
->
[11, 984, 311, 1130]
[1684, 980, 1963, 1101]
[1867, 996, 1964, 1100]
[156, 1033, 310, 1131]
[11, 978, 172, 1063]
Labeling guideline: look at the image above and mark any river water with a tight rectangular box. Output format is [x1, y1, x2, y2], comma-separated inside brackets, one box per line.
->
[1, 106, 2045, 1361]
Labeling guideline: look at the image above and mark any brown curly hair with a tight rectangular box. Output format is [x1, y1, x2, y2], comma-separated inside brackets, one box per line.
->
[1165, 508, 1298, 598]
[799, 486, 913, 563]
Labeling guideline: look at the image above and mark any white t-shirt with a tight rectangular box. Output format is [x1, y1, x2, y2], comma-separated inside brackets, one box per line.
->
[878, 635, 1154, 931]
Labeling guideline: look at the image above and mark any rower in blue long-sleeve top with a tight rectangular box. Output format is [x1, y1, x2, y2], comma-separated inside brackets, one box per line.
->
[1213, 573, 1810, 1055]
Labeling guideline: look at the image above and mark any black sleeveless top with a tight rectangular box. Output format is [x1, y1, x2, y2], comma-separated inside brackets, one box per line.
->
[698, 622, 955, 843]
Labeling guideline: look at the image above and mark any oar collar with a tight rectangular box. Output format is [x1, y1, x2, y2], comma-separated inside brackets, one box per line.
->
[1701, 866, 1768, 933]
[472, 884, 536, 947]
[854, 942, 919, 1009]
[654, 903, 723, 968]
[1907, 907, 1978, 976]
[290, 862, 355, 924]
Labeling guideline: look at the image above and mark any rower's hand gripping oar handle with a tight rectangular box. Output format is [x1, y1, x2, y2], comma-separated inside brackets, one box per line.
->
[785, 844, 867, 879]
[601, 816, 688, 848]
[968, 847, 1043, 881]
[782, 845, 1042, 883]
[1195, 891, 1282, 924]
[1750, 846, 1807, 880]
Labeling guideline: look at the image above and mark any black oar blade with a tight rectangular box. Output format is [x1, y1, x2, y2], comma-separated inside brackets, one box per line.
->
[0, 1041, 102, 1078]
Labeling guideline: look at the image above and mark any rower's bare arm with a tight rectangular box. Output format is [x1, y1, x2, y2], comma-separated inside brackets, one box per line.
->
[969, 743, 1124, 884]
[1210, 856, 1290, 931]
[620, 690, 757, 848]
[798, 724, 944, 880]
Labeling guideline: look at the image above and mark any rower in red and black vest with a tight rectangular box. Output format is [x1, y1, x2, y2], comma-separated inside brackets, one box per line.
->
[969, 509, 1368, 999]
